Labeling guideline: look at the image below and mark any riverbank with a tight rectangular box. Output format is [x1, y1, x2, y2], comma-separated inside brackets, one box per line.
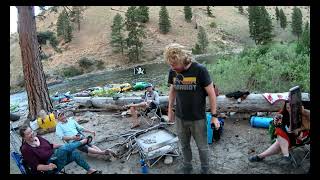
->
[10, 111, 310, 174]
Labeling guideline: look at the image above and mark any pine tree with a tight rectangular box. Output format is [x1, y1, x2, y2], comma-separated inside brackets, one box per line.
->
[16, 6, 53, 122]
[248, 6, 260, 44]
[297, 21, 310, 54]
[291, 6, 303, 39]
[192, 44, 202, 55]
[301, 21, 310, 50]
[159, 6, 171, 34]
[70, 6, 83, 31]
[279, 9, 287, 29]
[275, 7, 280, 21]
[125, 6, 145, 62]
[65, 22, 73, 42]
[207, 6, 212, 17]
[137, 6, 149, 23]
[238, 6, 244, 15]
[111, 13, 126, 55]
[197, 26, 209, 53]
[184, 6, 192, 23]
[257, 6, 273, 45]
[56, 10, 73, 42]
[248, 6, 273, 45]
[56, 11, 65, 37]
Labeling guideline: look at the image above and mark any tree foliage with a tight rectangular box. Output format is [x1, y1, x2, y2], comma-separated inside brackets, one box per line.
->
[57, 10, 73, 42]
[279, 9, 287, 29]
[137, 6, 149, 23]
[125, 6, 145, 62]
[207, 6, 213, 17]
[296, 21, 309, 54]
[238, 6, 244, 15]
[291, 6, 303, 39]
[275, 7, 280, 21]
[248, 6, 274, 45]
[184, 6, 192, 23]
[207, 42, 310, 94]
[111, 13, 126, 55]
[159, 6, 171, 34]
[196, 26, 209, 54]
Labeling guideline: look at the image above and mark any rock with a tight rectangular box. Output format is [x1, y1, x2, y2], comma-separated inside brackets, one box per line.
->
[164, 156, 173, 165]
[83, 111, 96, 119]
[161, 115, 169, 122]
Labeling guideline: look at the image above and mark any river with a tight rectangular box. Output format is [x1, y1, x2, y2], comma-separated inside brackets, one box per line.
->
[10, 55, 217, 109]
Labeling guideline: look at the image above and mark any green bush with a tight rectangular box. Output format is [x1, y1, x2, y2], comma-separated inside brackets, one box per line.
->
[96, 60, 105, 70]
[61, 66, 83, 77]
[209, 22, 217, 28]
[37, 31, 58, 48]
[207, 41, 310, 94]
[91, 89, 117, 97]
[78, 57, 94, 69]
[40, 52, 50, 60]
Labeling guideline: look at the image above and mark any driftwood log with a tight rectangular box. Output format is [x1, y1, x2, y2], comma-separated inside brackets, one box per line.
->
[73, 93, 310, 113]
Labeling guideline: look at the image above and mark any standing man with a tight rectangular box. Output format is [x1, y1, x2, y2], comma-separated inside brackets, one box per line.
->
[164, 43, 220, 174]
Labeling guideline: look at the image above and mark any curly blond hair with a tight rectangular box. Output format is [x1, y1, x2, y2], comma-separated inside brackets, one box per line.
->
[164, 43, 192, 65]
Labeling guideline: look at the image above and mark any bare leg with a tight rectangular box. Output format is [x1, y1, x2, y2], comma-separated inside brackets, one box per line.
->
[87, 146, 106, 155]
[258, 140, 282, 158]
[87, 146, 109, 160]
[277, 136, 290, 156]
[130, 107, 140, 127]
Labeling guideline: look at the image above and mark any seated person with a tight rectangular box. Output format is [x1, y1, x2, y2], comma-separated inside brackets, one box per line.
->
[19, 125, 102, 174]
[125, 83, 160, 128]
[248, 101, 310, 164]
[55, 111, 116, 159]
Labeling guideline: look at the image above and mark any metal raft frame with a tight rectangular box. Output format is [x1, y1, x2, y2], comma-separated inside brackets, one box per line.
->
[136, 128, 180, 167]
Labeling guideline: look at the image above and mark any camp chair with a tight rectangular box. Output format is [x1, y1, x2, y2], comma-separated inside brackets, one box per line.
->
[139, 102, 163, 126]
[286, 86, 310, 168]
[289, 136, 310, 168]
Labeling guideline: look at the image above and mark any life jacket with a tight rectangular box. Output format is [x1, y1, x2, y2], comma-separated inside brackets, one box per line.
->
[37, 113, 57, 130]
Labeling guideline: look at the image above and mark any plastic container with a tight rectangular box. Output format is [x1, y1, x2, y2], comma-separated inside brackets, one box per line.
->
[133, 82, 149, 91]
[250, 116, 273, 128]
[140, 159, 148, 174]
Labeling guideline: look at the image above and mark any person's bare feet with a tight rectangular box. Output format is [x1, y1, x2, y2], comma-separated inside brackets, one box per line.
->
[104, 149, 117, 157]
[87, 169, 102, 174]
[130, 124, 140, 129]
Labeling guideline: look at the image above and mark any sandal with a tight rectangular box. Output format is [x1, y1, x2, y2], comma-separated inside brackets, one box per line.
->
[105, 149, 117, 157]
[86, 135, 93, 145]
[89, 170, 102, 174]
[130, 124, 140, 129]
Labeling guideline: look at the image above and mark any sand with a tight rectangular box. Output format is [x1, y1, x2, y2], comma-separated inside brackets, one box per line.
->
[10, 111, 310, 174]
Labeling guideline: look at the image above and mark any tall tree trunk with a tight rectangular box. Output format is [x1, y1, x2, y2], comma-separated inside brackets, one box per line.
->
[17, 6, 53, 124]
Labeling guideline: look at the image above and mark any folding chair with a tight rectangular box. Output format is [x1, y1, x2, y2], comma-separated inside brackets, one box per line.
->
[289, 137, 310, 168]
[10, 122, 66, 174]
[139, 103, 163, 126]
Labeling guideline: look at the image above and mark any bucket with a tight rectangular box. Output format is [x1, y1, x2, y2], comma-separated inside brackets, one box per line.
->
[250, 116, 273, 128]
[206, 113, 224, 144]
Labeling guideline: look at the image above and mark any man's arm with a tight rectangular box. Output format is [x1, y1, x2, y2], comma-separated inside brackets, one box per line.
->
[52, 143, 62, 149]
[204, 82, 220, 129]
[82, 129, 96, 136]
[153, 91, 160, 105]
[168, 84, 176, 122]
[37, 163, 57, 171]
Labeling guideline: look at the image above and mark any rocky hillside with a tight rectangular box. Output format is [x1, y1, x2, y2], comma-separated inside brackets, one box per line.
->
[10, 6, 310, 92]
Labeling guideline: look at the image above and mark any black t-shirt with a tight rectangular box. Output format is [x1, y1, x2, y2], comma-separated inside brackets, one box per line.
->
[168, 62, 212, 121]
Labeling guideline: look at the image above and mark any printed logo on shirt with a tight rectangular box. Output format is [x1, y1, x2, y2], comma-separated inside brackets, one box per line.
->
[173, 73, 197, 91]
